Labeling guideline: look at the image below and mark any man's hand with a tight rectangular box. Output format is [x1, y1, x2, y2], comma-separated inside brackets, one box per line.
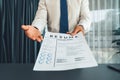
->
[21, 25, 43, 42]
[67, 25, 84, 36]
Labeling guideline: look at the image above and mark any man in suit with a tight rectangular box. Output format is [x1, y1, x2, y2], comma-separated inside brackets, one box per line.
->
[22, 0, 91, 42]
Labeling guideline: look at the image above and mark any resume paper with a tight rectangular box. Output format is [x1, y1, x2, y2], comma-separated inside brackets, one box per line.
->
[33, 32, 98, 71]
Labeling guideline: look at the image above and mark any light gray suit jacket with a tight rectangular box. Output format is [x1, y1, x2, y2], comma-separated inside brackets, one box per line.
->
[32, 0, 91, 33]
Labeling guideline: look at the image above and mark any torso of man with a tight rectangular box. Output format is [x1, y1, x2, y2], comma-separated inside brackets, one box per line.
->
[46, 0, 81, 32]
[32, 0, 90, 33]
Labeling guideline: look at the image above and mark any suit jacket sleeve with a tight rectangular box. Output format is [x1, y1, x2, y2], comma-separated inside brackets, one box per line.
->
[31, 0, 47, 34]
[78, 0, 91, 33]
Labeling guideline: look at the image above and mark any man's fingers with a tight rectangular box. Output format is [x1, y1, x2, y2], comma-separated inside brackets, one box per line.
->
[66, 32, 76, 36]
[66, 32, 71, 34]
[66, 32, 73, 36]
[31, 37, 36, 41]
[30, 35, 43, 42]
[67, 29, 82, 36]
[67, 30, 77, 36]
[72, 31, 85, 36]
[36, 35, 43, 42]
[71, 33, 76, 36]
[72, 27, 81, 34]
[26, 33, 36, 41]
[40, 36, 43, 40]
[36, 37, 41, 42]
[21, 25, 29, 31]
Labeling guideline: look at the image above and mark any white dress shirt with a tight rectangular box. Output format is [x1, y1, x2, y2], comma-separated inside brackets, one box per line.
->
[31, 0, 91, 33]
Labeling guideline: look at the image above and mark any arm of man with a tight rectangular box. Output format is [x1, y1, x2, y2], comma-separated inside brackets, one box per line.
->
[68, 0, 91, 36]
[21, 0, 47, 42]
[31, 0, 47, 33]
[78, 0, 91, 34]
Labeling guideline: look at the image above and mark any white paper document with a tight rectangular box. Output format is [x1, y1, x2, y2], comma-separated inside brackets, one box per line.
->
[33, 32, 98, 71]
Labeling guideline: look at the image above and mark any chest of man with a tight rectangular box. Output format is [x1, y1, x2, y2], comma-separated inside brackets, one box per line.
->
[45, 0, 82, 16]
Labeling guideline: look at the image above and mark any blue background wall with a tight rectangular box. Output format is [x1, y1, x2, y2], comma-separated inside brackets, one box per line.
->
[0, 0, 40, 63]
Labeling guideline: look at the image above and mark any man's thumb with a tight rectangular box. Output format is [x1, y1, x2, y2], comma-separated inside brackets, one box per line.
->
[21, 25, 29, 31]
